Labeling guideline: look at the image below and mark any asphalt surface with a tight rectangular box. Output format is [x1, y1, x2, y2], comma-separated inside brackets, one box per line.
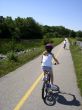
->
[0, 39, 82, 110]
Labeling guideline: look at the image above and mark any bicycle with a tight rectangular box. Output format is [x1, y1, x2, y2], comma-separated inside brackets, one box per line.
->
[63, 43, 66, 49]
[42, 69, 59, 106]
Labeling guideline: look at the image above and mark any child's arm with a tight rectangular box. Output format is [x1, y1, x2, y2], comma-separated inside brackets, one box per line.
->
[51, 53, 59, 64]
[41, 55, 43, 63]
[41, 51, 46, 63]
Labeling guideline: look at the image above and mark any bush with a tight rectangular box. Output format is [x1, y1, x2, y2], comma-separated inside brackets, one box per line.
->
[76, 37, 82, 41]
[7, 52, 18, 62]
[42, 35, 54, 45]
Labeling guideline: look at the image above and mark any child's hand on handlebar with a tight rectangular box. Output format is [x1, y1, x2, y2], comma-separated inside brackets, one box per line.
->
[54, 62, 59, 65]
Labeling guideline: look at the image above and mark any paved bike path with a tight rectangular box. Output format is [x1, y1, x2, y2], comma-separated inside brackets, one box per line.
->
[0, 39, 82, 110]
[21, 39, 82, 110]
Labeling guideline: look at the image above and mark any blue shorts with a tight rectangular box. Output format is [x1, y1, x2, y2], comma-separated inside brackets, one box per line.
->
[42, 66, 53, 74]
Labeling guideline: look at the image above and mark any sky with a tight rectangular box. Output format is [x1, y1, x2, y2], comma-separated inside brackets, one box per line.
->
[0, 0, 82, 31]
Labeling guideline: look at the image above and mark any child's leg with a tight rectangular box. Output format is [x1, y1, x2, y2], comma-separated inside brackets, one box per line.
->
[50, 69, 54, 84]
[43, 70, 47, 80]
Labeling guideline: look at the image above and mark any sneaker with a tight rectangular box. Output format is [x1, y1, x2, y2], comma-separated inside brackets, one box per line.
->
[42, 77, 46, 81]
[46, 83, 51, 88]
[51, 84, 58, 91]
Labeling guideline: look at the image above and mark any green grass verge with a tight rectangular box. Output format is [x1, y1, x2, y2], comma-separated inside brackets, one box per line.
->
[69, 38, 82, 96]
[0, 39, 42, 54]
[0, 38, 63, 78]
[52, 37, 64, 45]
[0, 47, 43, 77]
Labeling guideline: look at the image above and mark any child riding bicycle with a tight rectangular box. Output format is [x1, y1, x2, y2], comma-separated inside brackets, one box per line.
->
[41, 43, 59, 87]
[63, 39, 67, 49]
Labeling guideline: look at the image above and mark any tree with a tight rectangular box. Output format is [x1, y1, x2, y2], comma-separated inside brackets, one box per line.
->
[0, 16, 15, 38]
[15, 17, 43, 39]
[69, 30, 76, 38]
[76, 31, 82, 38]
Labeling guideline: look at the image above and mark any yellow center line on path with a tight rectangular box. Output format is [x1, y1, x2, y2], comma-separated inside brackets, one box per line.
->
[13, 45, 63, 110]
[14, 73, 44, 110]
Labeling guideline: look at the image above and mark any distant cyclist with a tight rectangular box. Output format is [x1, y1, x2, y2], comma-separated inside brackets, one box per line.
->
[63, 39, 67, 49]
[41, 43, 59, 86]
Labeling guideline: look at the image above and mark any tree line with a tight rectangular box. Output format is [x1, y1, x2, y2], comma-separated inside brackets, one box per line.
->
[0, 16, 82, 40]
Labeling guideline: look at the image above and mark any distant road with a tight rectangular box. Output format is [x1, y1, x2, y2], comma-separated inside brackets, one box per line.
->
[76, 41, 82, 48]
[0, 39, 82, 110]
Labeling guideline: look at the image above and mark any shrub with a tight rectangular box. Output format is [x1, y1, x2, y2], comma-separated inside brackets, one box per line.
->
[7, 52, 18, 62]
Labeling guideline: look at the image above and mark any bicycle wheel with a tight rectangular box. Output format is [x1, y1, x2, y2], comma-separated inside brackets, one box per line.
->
[42, 82, 47, 100]
[64, 44, 66, 49]
[44, 93, 56, 106]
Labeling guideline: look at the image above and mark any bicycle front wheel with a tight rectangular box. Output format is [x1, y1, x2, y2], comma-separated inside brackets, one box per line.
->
[42, 82, 47, 100]
[44, 93, 56, 106]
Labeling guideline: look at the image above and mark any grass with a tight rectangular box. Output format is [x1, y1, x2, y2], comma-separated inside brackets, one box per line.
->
[0, 47, 44, 77]
[52, 37, 64, 45]
[69, 38, 82, 96]
[0, 38, 64, 78]
[0, 39, 42, 54]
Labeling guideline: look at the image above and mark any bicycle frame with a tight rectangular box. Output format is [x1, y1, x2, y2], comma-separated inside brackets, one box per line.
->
[42, 71, 59, 106]
[42, 71, 51, 99]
